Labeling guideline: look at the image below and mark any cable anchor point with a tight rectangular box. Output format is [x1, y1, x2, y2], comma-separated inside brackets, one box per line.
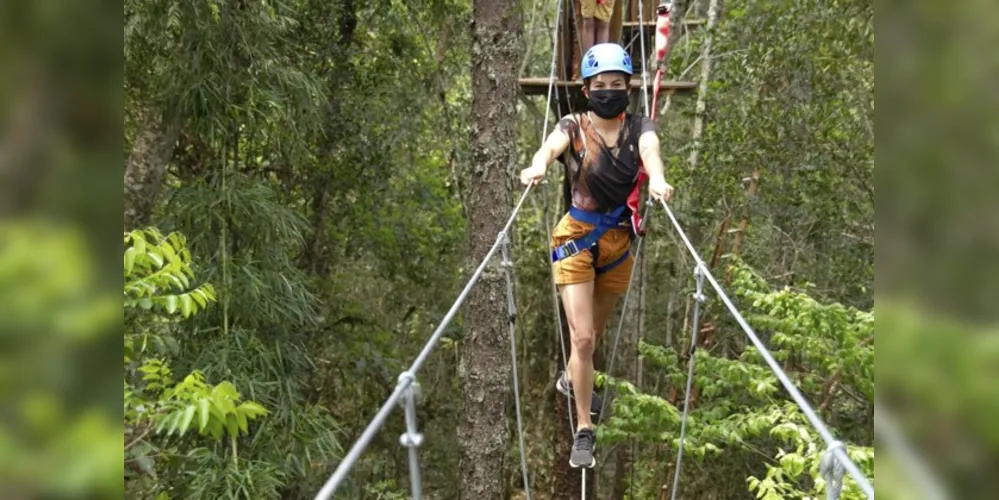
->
[499, 231, 518, 323]
[820, 441, 846, 500]
[397, 372, 424, 449]
[692, 263, 707, 303]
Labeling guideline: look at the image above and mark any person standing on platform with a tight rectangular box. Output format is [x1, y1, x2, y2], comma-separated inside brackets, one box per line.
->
[574, 0, 616, 80]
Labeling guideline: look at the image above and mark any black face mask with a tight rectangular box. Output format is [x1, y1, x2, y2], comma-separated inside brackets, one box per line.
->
[588, 89, 630, 118]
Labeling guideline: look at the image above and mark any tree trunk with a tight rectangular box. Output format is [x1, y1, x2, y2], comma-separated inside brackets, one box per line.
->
[686, 0, 721, 171]
[124, 108, 177, 230]
[458, 1, 521, 498]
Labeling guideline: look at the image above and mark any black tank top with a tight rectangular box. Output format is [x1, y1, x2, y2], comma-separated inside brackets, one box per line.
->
[557, 113, 655, 212]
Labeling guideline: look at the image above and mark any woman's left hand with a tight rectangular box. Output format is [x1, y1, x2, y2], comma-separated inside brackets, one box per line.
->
[649, 176, 674, 203]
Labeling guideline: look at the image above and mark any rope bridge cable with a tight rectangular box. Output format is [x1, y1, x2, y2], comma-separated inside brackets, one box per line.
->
[500, 232, 532, 500]
[669, 261, 705, 500]
[539, 0, 579, 439]
[638, 0, 651, 115]
[593, 0, 656, 422]
[313, 185, 535, 500]
[656, 199, 875, 500]
[593, 200, 651, 426]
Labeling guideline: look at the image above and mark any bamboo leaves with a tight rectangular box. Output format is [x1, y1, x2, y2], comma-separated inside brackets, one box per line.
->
[124, 228, 216, 318]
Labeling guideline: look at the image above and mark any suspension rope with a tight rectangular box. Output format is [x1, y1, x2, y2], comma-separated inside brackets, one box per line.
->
[638, 0, 651, 114]
[669, 263, 705, 500]
[551, 4, 592, 495]
[656, 199, 875, 500]
[566, 0, 585, 78]
[314, 186, 534, 500]
[593, 201, 651, 429]
[540, 0, 579, 439]
[541, 0, 563, 140]
[501, 232, 532, 500]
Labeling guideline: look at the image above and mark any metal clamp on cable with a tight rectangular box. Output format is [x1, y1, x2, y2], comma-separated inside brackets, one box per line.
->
[688, 264, 707, 358]
[820, 441, 846, 500]
[499, 231, 517, 324]
[397, 373, 424, 449]
[397, 372, 425, 499]
[693, 264, 707, 304]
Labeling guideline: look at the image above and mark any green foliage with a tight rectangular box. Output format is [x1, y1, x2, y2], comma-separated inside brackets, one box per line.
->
[690, 0, 874, 306]
[0, 222, 121, 498]
[125, 0, 326, 148]
[119, 0, 876, 496]
[124, 228, 269, 497]
[155, 372, 268, 441]
[124, 228, 216, 317]
[602, 260, 873, 498]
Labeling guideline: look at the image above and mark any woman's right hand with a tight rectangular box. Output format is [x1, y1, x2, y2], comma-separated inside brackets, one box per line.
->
[519, 163, 547, 185]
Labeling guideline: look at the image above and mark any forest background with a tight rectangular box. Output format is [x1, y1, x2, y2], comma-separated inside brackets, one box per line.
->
[0, 0, 997, 499]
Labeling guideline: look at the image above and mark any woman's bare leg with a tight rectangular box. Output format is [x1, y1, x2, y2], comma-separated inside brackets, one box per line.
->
[561, 280, 596, 431]
[592, 289, 622, 348]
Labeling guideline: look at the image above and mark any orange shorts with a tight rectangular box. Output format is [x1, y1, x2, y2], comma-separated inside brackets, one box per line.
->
[551, 212, 634, 294]
[581, 0, 614, 22]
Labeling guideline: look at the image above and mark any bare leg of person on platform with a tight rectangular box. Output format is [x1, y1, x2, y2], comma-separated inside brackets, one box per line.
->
[581, 17, 596, 61]
[595, 18, 611, 45]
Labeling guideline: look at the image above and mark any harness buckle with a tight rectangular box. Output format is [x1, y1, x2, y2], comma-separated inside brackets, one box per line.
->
[565, 240, 580, 256]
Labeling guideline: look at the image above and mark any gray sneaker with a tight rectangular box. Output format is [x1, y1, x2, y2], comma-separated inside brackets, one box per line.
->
[569, 427, 596, 468]
[555, 371, 604, 421]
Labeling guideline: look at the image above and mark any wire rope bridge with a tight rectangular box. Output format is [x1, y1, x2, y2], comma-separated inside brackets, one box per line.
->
[311, 183, 873, 500]
[314, 1, 875, 499]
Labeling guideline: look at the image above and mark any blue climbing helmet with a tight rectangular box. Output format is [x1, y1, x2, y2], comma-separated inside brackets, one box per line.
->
[580, 43, 633, 80]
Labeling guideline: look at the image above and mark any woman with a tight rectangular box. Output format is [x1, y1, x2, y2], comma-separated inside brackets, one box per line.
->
[520, 43, 674, 468]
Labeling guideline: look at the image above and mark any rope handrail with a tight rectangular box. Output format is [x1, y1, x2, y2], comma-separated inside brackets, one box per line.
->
[657, 199, 875, 499]
[313, 186, 534, 500]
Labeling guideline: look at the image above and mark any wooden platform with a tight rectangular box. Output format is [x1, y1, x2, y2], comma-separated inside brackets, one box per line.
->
[620, 19, 706, 33]
[518, 77, 697, 96]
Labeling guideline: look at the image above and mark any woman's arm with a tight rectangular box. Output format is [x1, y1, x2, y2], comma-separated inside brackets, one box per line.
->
[638, 130, 665, 181]
[521, 127, 571, 184]
[533, 128, 571, 169]
[638, 130, 674, 201]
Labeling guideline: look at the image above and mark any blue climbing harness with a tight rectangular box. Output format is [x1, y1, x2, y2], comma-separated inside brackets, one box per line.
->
[551, 205, 633, 274]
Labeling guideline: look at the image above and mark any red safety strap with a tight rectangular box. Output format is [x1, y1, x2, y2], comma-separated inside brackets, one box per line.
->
[628, 1, 673, 236]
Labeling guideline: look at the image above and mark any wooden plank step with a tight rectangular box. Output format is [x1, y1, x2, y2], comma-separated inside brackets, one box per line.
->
[518, 77, 697, 96]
